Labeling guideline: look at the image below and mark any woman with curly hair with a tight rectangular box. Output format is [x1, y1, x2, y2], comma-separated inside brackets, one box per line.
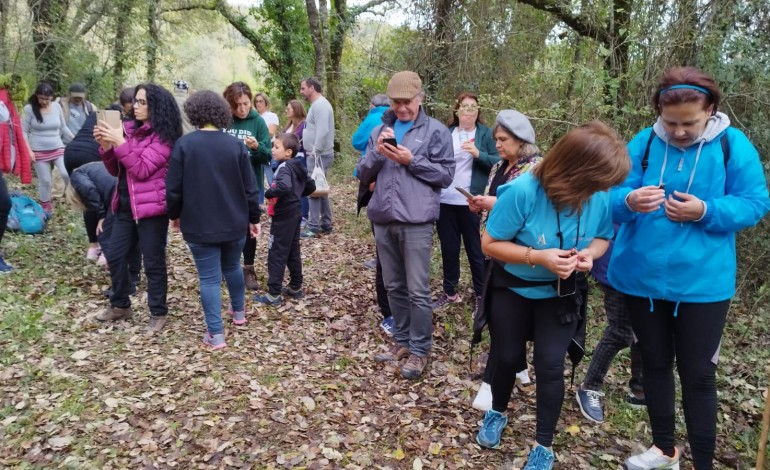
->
[166, 90, 261, 349]
[222, 81, 271, 290]
[93, 83, 182, 335]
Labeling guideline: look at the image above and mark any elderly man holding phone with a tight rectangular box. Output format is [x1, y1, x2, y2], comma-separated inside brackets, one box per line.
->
[357, 71, 454, 380]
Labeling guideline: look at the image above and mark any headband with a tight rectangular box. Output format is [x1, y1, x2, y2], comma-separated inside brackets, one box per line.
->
[660, 84, 712, 96]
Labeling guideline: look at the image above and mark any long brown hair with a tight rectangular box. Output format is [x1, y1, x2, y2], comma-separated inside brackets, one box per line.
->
[282, 99, 307, 132]
[532, 121, 630, 214]
[652, 67, 721, 115]
[446, 92, 484, 128]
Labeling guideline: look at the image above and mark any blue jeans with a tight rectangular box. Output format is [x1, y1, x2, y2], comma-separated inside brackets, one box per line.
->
[187, 237, 246, 335]
[373, 222, 434, 356]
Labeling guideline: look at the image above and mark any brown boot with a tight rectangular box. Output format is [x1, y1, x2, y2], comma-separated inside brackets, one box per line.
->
[401, 354, 428, 380]
[374, 343, 409, 363]
[145, 315, 167, 335]
[96, 305, 133, 322]
[243, 265, 259, 291]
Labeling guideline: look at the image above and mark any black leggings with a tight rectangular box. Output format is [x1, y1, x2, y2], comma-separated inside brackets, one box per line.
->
[626, 295, 729, 470]
[242, 234, 257, 266]
[488, 287, 577, 447]
[0, 173, 10, 246]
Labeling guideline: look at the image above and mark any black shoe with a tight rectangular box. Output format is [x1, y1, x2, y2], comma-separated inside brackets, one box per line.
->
[282, 285, 304, 299]
[626, 391, 647, 409]
[319, 226, 333, 234]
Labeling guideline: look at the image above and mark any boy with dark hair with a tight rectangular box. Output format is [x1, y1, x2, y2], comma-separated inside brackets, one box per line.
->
[255, 133, 316, 305]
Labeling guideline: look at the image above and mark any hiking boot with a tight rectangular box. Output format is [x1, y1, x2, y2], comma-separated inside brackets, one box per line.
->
[282, 285, 304, 299]
[145, 315, 167, 335]
[400, 354, 428, 380]
[379, 316, 394, 337]
[373, 343, 409, 362]
[576, 384, 605, 424]
[476, 409, 508, 449]
[202, 332, 227, 350]
[625, 445, 680, 470]
[243, 265, 259, 291]
[228, 306, 247, 325]
[0, 255, 13, 274]
[626, 390, 647, 409]
[523, 445, 555, 470]
[472, 382, 492, 411]
[96, 305, 133, 322]
[432, 292, 461, 310]
[254, 293, 283, 305]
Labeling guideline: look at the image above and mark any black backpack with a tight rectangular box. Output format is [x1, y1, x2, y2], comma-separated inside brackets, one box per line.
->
[641, 130, 730, 174]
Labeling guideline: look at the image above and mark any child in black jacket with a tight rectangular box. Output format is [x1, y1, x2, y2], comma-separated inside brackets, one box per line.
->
[255, 133, 316, 305]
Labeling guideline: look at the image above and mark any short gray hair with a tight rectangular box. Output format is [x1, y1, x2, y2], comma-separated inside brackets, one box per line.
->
[370, 94, 390, 107]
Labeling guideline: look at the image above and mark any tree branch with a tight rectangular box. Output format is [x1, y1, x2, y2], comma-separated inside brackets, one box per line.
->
[516, 0, 610, 45]
[349, 0, 393, 18]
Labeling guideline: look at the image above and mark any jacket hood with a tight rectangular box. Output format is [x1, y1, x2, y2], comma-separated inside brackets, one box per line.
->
[233, 109, 260, 122]
[653, 111, 731, 148]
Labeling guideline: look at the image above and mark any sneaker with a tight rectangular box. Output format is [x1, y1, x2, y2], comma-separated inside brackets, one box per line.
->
[363, 258, 377, 270]
[282, 285, 304, 299]
[379, 316, 394, 337]
[0, 255, 13, 274]
[254, 293, 283, 305]
[475, 410, 508, 449]
[300, 218, 308, 229]
[626, 391, 647, 409]
[202, 332, 227, 350]
[243, 265, 259, 291]
[625, 445, 680, 470]
[432, 292, 461, 310]
[576, 385, 605, 424]
[146, 315, 167, 335]
[319, 226, 333, 234]
[373, 343, 409, 362]
[86, 246, 101, 260]
[41, 200, 53, 216]
[97, 253, 108, 267]
[400, 354, 428, 380]
[472, 382, 492, 411]
[96, 305, 133, 322]
[523, 445, 555, 470]
[516, 368, 532, 385]
[228, 306, 247, 325]
[300, 228, 318, 239]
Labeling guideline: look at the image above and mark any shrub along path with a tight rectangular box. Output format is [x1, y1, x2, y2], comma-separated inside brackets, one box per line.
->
[0, 177, 765, 469]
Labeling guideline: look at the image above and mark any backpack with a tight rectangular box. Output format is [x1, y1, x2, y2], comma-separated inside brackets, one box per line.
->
[7, 193, 47, 234]
[641, 131, 730, 173]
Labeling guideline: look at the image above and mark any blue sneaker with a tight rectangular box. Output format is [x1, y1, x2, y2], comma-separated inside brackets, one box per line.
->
[576, 385, 605, 424]
[475, 410, 507, 449]
[0, 255, 13, 274]
[254, 293, 283, 305]
[524, 445, 555, 470]
[379, 316, 394, 336]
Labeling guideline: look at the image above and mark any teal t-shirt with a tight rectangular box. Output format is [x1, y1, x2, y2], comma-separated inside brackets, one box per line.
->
[394, 120, 414, 144]
[485, 172, 614, 299]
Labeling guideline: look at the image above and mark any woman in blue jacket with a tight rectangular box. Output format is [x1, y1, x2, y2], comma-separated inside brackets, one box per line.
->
[610, 67, 770, 470]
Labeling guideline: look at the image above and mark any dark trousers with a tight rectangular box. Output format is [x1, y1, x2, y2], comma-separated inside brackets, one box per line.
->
[435, 203, 485, 296]
[370, 223, 391, 319]
[64, 149, 100, 243]
[488, 287, 577, 448]
[98, 211, 141, 283]
[267, 211, 302, 296]
[583, 283, 643, 393]
[626, 295, 730, 470]
[0, 173, 10, 246]
[107, 211, 168, 315]
[243, 235, 257, 266]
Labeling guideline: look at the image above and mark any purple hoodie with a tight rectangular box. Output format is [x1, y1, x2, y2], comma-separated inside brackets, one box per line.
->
[100, 120, 172, 220]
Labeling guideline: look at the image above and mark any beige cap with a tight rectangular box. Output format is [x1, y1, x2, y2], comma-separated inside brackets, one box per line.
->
[387, 71, 422, 100]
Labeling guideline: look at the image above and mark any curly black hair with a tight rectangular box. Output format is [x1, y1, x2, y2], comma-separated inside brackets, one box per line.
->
[184, 90, 233, 129]
[133, 83, 183, 145]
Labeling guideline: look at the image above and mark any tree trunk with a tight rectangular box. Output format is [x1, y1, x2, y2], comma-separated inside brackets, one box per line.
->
[305, 0, 327, 82]
[425, 0, 454, 110]
[113, 0, 134, 94]
[0, 0, 8, 73]
[28, 0, 69, 89]
[670, 0, 698, 66]
[146, 0, 159, 81]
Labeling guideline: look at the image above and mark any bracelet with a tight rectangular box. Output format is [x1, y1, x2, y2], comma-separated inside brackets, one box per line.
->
[525, 247, 536, 268]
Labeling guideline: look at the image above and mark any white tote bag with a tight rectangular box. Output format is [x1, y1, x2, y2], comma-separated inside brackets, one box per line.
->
[310, 155, 330, 198]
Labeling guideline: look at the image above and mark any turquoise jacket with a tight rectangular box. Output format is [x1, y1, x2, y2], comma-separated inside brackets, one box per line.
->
[608, 113, 770, 303]
[448, 123, 499, 195]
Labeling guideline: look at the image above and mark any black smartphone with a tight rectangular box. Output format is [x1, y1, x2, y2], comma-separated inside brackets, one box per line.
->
[557, 272, 577, 297]
[383, 137, 397, 147]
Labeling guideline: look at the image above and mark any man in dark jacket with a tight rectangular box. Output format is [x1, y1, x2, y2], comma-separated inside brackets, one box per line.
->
[357, 71, 455, 380]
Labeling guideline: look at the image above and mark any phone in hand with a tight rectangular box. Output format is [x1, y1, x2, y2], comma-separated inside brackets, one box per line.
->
[455, 186, 473, 199]
[557, 272, 577, 297]
[382, 137, 398, 147]
[96, 109, 121, 129]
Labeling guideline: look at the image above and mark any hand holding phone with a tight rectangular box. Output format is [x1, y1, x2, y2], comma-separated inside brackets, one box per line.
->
[382, 137, 398, 147]
[96, 109, 121, 129]
[455, 186, 473, 199]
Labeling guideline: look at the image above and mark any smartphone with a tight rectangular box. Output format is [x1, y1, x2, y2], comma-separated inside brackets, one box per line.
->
[96, 109, 122, 129]
[455, 186, 473, 199]
[557, 272, 577, 297]
[383, 137, 398, 147]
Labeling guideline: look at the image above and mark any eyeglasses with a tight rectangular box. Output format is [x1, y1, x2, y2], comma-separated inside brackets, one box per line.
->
[255, 99, 265, 104]
[133, 98, 148, 106]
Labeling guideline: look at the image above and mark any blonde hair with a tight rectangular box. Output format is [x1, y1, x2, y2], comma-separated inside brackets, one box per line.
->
[65, 184, 86, 212]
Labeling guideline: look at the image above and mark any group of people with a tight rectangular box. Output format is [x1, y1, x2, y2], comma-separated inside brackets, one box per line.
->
[1, 65, 768, 470]
[356, 67, 769, 470]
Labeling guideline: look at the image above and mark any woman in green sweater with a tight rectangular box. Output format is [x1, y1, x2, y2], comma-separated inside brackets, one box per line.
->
[222, 81, 271, 290]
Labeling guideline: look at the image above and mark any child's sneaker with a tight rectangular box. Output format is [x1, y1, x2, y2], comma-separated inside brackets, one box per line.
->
[523, 445, 555, 470]
[0, 255, 14, 274]
[282, 285, 304, 299]
[379, 316, 394, 336]
[254, 293, 283, 305]
[202, 332, 227, 350]
[472, 382, 492, 411]
[432, 292, 461, 310]
[475, 409, 507, 449]
[86, 246, 102, 260]
[228, 306, 247, 325]
[625, 445, 680, 469]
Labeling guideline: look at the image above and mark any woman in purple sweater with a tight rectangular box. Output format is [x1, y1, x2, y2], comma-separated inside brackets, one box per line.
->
[93, 83, 182, 335]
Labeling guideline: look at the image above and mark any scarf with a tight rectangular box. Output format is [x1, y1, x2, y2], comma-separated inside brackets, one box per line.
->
[0, 89, 32, 183]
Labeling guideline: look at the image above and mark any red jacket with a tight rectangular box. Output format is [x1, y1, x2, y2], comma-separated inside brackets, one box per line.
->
[0, 89, 32, 183]
[100, 120, 172, 220]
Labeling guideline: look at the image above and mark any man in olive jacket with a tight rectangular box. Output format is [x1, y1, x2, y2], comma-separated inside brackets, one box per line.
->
[357, 71, 455, 380]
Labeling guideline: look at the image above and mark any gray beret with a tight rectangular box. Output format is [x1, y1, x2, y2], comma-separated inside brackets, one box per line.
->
[495, 109, 535, 144]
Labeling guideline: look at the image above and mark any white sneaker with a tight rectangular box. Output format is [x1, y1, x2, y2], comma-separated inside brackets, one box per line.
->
[625, 445, 680, 470]
[516, 369, 531, 385]
[472, 382, 492, 411]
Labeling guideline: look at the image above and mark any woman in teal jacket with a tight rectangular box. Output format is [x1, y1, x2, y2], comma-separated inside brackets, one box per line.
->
[610, 67, 770, 470]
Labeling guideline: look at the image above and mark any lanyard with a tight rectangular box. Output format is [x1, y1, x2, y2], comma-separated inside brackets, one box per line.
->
[555, 207, 580, 250]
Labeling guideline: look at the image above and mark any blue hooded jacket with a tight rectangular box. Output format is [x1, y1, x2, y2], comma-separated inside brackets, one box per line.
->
[352, 106, 388, 156]
[608, 112, 770, 303]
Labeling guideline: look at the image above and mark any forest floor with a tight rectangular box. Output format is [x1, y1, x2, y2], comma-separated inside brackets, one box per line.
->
[0, 173, 768, 469]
